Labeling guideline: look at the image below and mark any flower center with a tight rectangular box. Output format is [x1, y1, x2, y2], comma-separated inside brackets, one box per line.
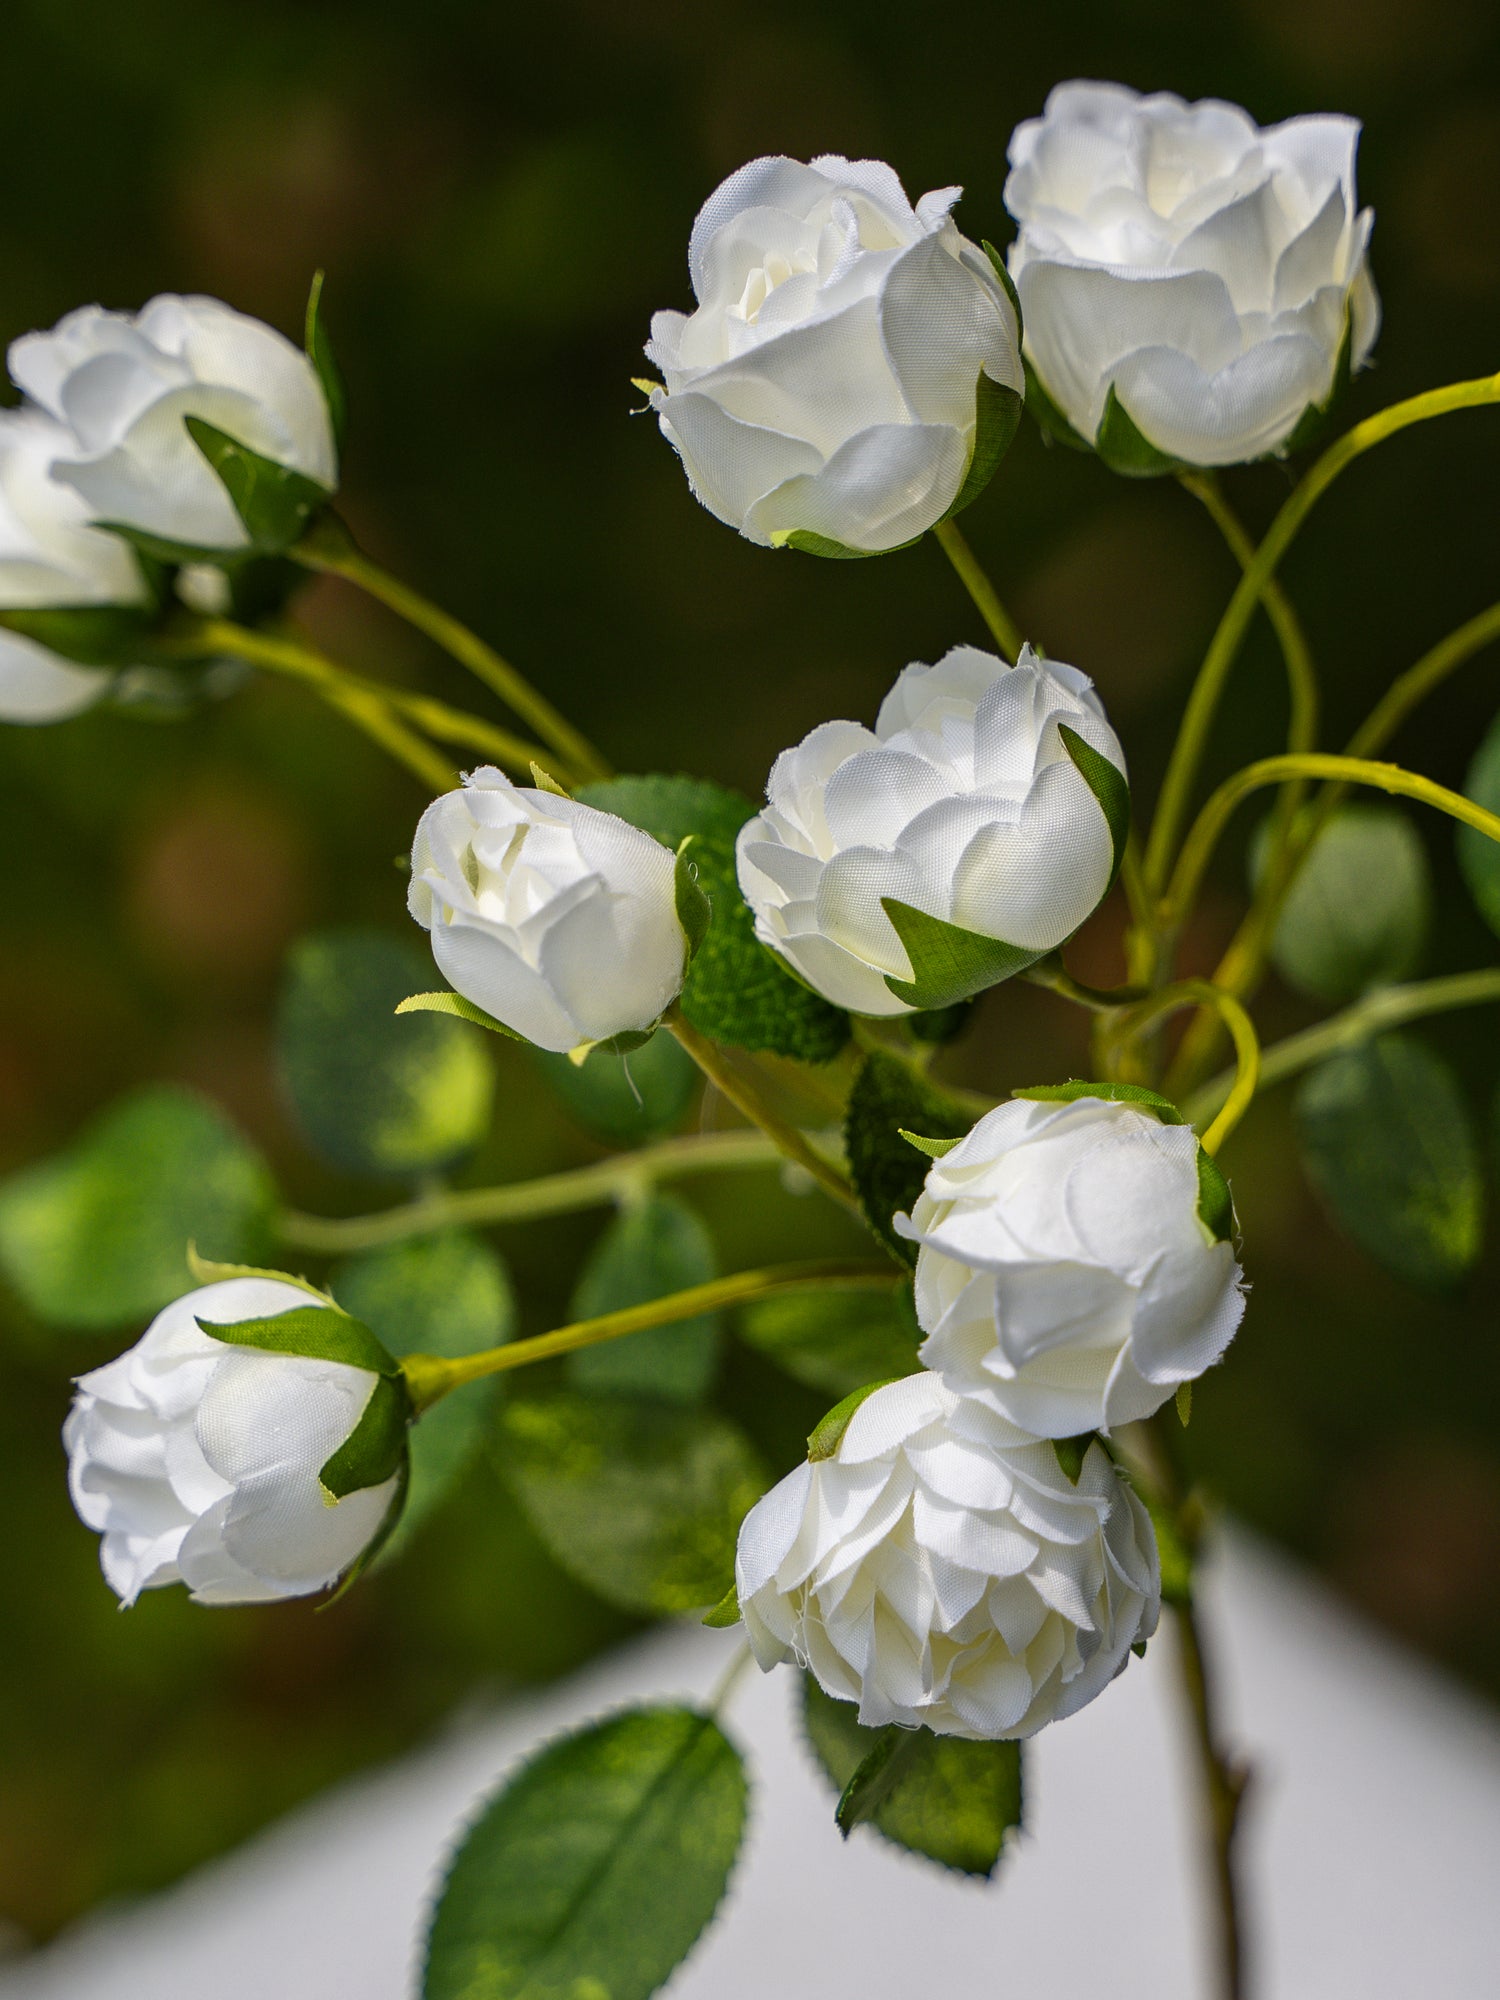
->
[729, 248, 817, 325]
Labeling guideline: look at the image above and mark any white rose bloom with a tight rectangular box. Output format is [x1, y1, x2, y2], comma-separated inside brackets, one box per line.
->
[899, 1097, 1245, 1437]
[1005, 82, 1380, 466]
[736, 1372, 1159, 1739]
[0, 407, 148, 722]
[646, 154, 1023, 553]
[64, 1279, 402, 1607]
[735, 644, 1126, 1016]
[408, 768, 688, 1055]
[10, 294, 338, 551]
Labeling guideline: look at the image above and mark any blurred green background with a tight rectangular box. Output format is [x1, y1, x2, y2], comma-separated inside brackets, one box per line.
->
[2, 0, 1499, 1950]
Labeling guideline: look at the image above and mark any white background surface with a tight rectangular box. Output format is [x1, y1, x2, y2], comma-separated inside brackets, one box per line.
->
[5, 1530, 1498, 1998]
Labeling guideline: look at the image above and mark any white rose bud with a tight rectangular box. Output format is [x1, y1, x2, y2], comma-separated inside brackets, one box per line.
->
[408, 768, 689, 1055]
[736, 1372, 1159, 1739]
[64, 1278, 406, 1606]
[9, 294, 338, 552]
[899, 1096, 1246, 1437]
[646, 154, 1023, 554]
[1005, 82, 1380, 468]
[735, 644, 1127, 1016]
[0, 407, 148, 722]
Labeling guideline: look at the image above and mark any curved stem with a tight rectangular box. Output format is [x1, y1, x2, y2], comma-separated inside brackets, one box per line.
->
[184, 618, 556, 779]
[666, 1011, 861, 1215]
[1183, 967, 1500, 1128]
[1105, 980, 1259, 1150]
[1144, 372, 1500, 897]
[276, 1128, 785, 1255]
[1166, 599, 1500, 1100]
[1164, 754, 1500, 942]
[402, 1259, 898, 1409]
[933, 519, 1024, 661]
[1022, 957, 1150, 1012]
[292, 515, 612, 782]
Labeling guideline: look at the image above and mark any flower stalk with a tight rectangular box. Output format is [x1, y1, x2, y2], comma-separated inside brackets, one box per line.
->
[932, 518, 1023, 661]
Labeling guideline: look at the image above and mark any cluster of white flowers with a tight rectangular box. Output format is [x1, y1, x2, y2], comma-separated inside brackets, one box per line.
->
[60, 81, 1294, 1717]
[0, 293, 338, 723]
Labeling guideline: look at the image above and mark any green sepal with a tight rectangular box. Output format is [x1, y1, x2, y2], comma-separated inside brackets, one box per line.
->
[1022, 360, 1091, 453]
[186, 1244, 333, 1303]
[183, 416, 334, 554]
[1175, 1381, 1194, 1427]
[1012, 1079, 1186, 1123]
[1281, 309, 1354, 457]
[587, 1028, 657, 1058]
[774, 527, 922, 561]
[320, 1457, 409, 1606]
[835, 1726, 922, 1838]
[92, 521, 240, 567]
[674, 837, 712, 962]
[1059, 724, 1130, 885]
[303, 269, 348, 454]
[396, 990, 524, 1042]
[701, 1583, 741, 1629]
[980, 240, 1024, 344]
[1093, 384, 1185, 478]
[937, 372, 1023, 525]
[881, 897, 1044, 1010]
[0, 603, 157, 667]
[807, 1378, 903, 1462]
[195, 1301, 402, 1377]
[898, 1130, 962, 1160]
[318, 1370, 411, 1500]
[1050, 1433, 1097, 1485]
[1131, 1638, 1150, 1659]
[1195, 1147, 1236, 1244]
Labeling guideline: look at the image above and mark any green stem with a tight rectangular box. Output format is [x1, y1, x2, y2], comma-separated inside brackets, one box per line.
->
[666, 1010, 862, 1216]
[276, 1128, 785, 1254]
[1144, 372, 1500, 898]
[292, 515, 612, 782]
[1166, 598, 1500, 1101]
[1183, 967, 1500, 1128]
[932, 519, 1024, 661]
[1163, 753, 1500, 942]
[1022, 957, 1150, 1012]
[402, 1259, 899, 1409]
[1105, 980, 1260, 1152]
[184, 618, 556, 780]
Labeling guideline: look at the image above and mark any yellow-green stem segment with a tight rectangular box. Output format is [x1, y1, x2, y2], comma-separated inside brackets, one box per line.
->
[933, 519, 1024, 662]
[292, 516, 612, 783]
[402, 1260, 899, 1411]
[1105, 980, 1259, 1155]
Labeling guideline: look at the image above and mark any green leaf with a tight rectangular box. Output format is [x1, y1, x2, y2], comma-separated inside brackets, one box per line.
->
[194, 1302, 401, 1375]
[396, 990, 523, 1041]
[183, 416, 333, 554]
[1050, 1433, 1095, 1484]
[834, 1726, 923, 1835]
[899, 1130, 961, 1159]
[0, 1085, 274, 1331]
[532, 1029, 699, 1145]
[980, 240, 1023, 344]
[1256, 804, 1431, 1002]
[568, 1194, 720, 1404]
[1295, 1032, 1483, 1292]
[1022, 359, 1091, 453]
[880, 898, 1043, 1010]
[278, 929, 497, 1179]
[806, 1377, 904, 1461]
[674, 838, 712, 961]
[317, 1373, 412, 1499]
[845, 1052, 975, 1266]
[739, 1282, 920, 1396]
[801, 1677, 1023, 1878]
[1012, 1079, 1186, 1122]
[939, 372, 1024, 524]
[0, 604, 155, 668]
[422, 1706, 747, 2000]
[496, 1392, 768, 1615]
[1196, 1148, 1236, 1244]
[1059, 725, 1131, 883]
[773, 527, 922, 560]
[332, 1231, 515, 1555]
[1093, 384, 1184, 477]
[701, 1582, 740, 1629]
[303, 269, 348, 453]
[1458, 707, 1500, 937]
[577, 775, 849, 1062]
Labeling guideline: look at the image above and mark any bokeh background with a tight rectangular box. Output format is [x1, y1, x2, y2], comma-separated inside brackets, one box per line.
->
[2, 0, 1499, 1951]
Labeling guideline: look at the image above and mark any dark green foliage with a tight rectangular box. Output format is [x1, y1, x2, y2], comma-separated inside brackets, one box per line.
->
[422, 1706, 747, 2000]
[278, 928, 496, 1179]
[0, 1085, 274, 1330]
[183, 417, 332, 552]
[1259, 804, 1431, 1002]
[1459, 708, 1500, 937]
[532, 1030, 699, 1145]
[738, 1282, 920, 1396]
[844, 1052, 974, 1265]
[879, 898, 1042, 1009]
[568, 1194, 720, 1403]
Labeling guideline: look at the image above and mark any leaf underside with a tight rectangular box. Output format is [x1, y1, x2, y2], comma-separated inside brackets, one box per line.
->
[880, 898, 1043, 1010]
